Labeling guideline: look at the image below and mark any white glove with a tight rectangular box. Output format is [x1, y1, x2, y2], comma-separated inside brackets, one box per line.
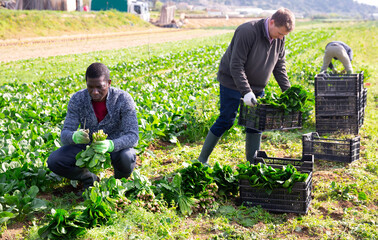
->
[243, 92, 257, 107]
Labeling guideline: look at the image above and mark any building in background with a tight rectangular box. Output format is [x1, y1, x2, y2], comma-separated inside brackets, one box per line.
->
[15, 0, 78, 11]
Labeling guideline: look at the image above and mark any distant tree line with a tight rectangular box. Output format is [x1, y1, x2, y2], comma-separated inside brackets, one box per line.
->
[160, 0, 377, 17]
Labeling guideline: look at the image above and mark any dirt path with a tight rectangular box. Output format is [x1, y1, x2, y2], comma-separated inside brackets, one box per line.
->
[0, 18, 256, 62]
[0, 28, 232, 62]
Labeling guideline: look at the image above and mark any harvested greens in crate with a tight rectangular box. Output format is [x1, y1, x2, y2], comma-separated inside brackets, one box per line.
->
[238, 151, 314, 214]
[238, 85, 309, 131]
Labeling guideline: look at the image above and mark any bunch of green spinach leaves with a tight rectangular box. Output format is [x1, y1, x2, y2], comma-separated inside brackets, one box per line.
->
[38, 209, 87, 239]
[75, 130, 111, 174]
[258, 85, 311, 114]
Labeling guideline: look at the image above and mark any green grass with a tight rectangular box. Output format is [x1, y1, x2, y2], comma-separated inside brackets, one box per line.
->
[1, 19, 378, 239]
[0, 9, 152, 40]
[0, 33, 232, 85]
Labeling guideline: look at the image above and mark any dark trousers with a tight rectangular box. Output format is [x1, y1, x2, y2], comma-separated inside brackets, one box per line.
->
[47, 144, 136, 187]
[210, 84, 264, 137]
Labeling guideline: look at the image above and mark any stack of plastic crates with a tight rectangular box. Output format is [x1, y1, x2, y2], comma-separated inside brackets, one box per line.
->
[239, 151, 314, 214]
[314, 72, 367, 135]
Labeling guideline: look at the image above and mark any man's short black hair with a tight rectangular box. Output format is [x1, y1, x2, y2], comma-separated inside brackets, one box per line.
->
[85, 62, 110, 81]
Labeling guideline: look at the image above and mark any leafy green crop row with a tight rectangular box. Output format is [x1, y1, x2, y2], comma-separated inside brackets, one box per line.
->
[1, 29, 333, 164]
[38, 160, 308, 239]
[0, 28, 337, 229]
[0, 31, 327, 164]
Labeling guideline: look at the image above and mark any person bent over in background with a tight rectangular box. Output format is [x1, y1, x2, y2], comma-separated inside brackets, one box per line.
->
[320, 41, 353, 74]
[198, 8, 295, 164]
[47, 62, 139, 191]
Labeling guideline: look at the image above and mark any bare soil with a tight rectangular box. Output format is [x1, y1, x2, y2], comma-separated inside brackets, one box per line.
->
[0, 17, 256, 62]
[1, 222, 27, 240]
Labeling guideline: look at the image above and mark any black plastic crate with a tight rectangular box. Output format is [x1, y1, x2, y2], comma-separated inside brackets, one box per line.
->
[250, 151, 314, 172]
[239, 151, 314, 214]
[359, 88, 368, 127]
[238, 100, 302, 131]
[358, 104, 365, 127]
[315, 72, 363, 97]
[316, 115, 359, 135]
[362, 88, 367, 109]
[315, 95, 359, 116]
[302, 132, 360, 163]
[315, 88, 366, 133]
[315, 86, 367, 116]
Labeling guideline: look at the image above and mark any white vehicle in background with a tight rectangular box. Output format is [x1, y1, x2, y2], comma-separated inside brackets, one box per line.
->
[90, 0, 150, 22]
[128, 0, 150, 22]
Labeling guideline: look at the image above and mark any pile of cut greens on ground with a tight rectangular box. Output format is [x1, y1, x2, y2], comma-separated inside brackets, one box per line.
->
[37, 160, 309, 239]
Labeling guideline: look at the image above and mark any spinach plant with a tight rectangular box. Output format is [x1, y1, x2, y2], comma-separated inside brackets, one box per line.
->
[211, 162, 239, 198]
[154, 173, 196, 215]
[0, 185, 47, 222]
[75, 130, 111, 174]
[123, 170, 164, 213]
[179, 161, 214, 197]
[38, 209, 87, 239]
[80, 188, 116, 228]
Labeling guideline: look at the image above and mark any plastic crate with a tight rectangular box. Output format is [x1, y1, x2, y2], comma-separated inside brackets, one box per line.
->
[362, 88, 367, 109]
[315, 95, 359, 116]
[302, 132, 360, 163]
[315, 88, 366, 133]
[239, 151, 314, 214]
[359, 88, 368, 126]
[315, 72, 363, 97]
[358, 104, 365, 128]
[238, 100, 302, 131]
[316, 115, 359, 135]
[315, 85, 367, 116]
[250, 151, 314, 171]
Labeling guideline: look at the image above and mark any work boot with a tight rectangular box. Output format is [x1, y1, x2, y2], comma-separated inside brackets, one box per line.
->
[245, 132, 262, 163]
[62, 167, 99, 191]
[80, 170, 100, 190]
[75, 171, 100, 197]
[198, 131, 221, 164]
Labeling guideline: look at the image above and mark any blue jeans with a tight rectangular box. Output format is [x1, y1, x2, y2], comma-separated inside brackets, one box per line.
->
[210, 84, 264, 137]
[47, 144, 136, 181]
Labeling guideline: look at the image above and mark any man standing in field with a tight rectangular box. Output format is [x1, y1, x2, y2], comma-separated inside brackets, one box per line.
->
[320, 41, 353, 74]
[198, 8, 295, 164]
[47, 62, 139, 192]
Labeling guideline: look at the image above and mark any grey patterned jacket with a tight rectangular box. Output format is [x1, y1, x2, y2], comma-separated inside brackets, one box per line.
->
[61, 87, 139, 152]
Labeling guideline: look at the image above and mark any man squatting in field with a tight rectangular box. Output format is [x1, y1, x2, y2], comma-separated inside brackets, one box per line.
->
[320, 41, 353, 74]
[47, 62, 139, 190]
[198, 8, 295, 163]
